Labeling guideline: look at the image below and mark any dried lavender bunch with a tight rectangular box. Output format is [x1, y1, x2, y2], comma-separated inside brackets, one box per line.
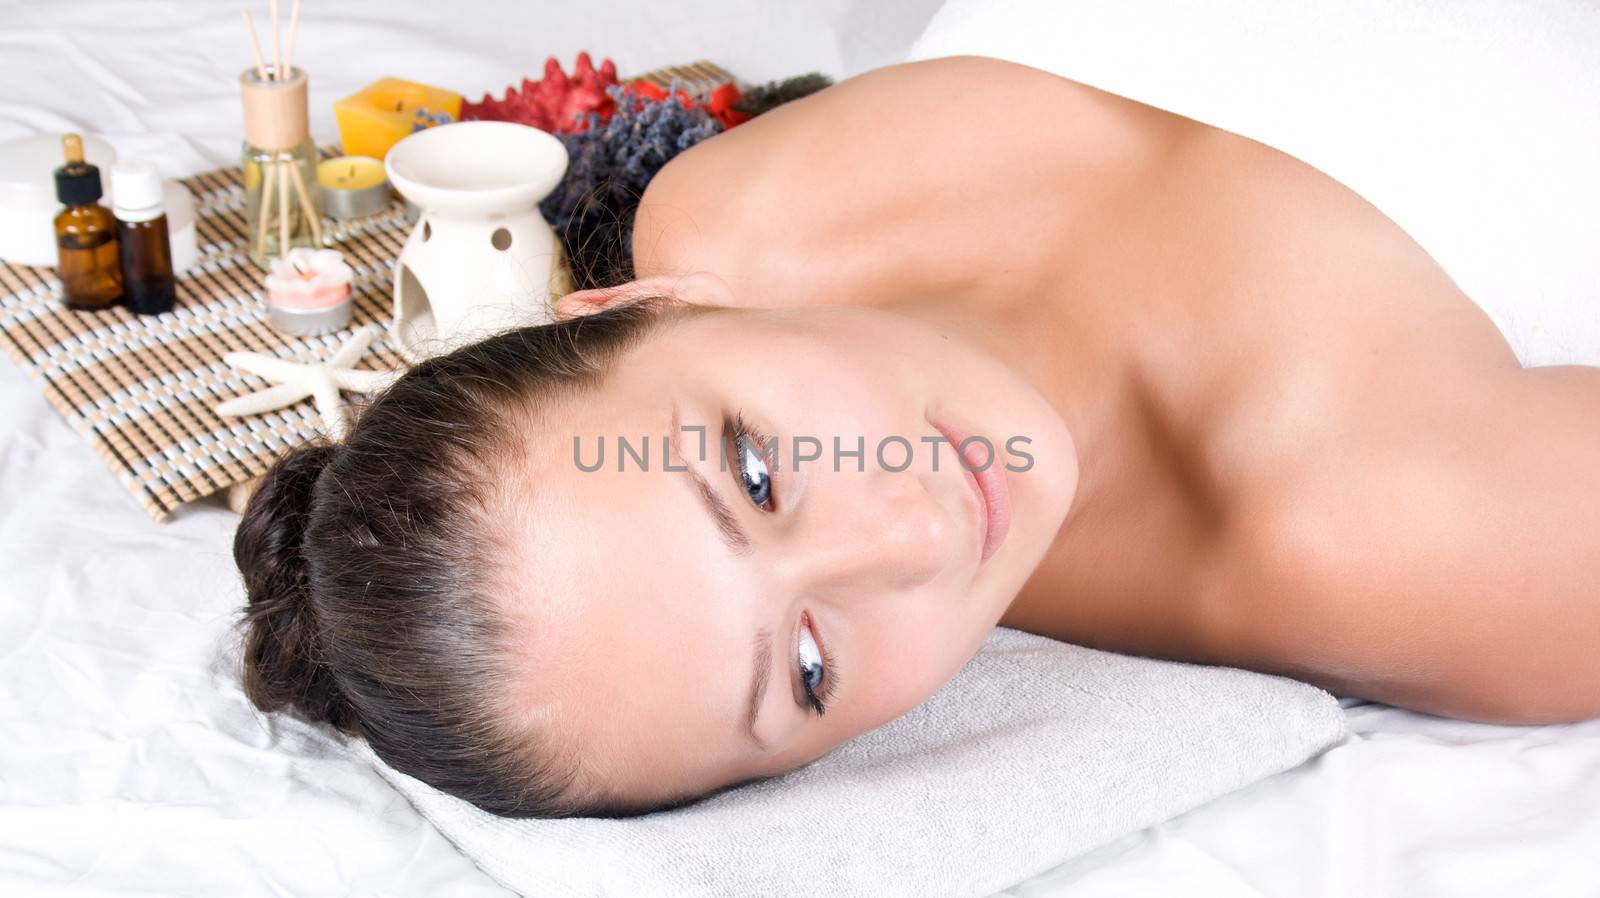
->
[540, 84, 722, 291]
[541, 73, 834, 291]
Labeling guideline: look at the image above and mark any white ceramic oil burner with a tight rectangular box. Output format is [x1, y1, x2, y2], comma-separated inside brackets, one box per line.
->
[384, 121, 569, 362]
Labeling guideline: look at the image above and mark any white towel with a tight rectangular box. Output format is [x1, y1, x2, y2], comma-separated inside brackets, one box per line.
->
[351, 627, 1344, 897]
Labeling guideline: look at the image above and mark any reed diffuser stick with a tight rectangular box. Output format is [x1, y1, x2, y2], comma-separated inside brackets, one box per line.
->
[277, 158, 291, 252]
[286, 164, 324, 246]
[269, 0, 284, 80]
[242, 10, 268, 81]
[255, 163, 277, 258]
[284, 0, 303, 75]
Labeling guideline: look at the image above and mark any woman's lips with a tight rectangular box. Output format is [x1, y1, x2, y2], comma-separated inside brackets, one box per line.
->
[928, 417, 1012, 562]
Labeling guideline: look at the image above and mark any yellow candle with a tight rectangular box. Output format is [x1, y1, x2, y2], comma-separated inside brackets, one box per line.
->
[317, 155, 391, 220]
[333, 78, 463, 161]
[318, 155, 387, 190]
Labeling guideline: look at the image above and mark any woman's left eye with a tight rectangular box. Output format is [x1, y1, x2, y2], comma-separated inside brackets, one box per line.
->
[733, 426, 773, 509]
[797, 620, 827, 715]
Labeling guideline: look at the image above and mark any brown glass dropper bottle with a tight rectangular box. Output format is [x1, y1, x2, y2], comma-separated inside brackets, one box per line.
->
[53, 134, 123, 310]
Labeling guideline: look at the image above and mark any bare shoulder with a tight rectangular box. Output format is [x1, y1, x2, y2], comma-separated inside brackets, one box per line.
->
[643, 54, 1160, 190]
[1209, 353, 1600, 724]
[822, 54, 1075, 94]
[633, 56, 1181, 288]
[637, 57, 1093, 210]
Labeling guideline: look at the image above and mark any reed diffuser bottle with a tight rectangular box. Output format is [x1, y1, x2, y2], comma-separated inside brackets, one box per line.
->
[239, 64, 324, 267]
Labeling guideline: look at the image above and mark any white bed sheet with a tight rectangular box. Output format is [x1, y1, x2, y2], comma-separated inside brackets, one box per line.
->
[1, 2, 1596, 896]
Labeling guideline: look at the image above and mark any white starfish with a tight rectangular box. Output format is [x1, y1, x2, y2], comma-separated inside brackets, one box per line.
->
[214, 326, 403, 439]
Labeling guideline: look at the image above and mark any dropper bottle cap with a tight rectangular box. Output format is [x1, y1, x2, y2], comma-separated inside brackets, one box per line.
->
[55, 134, 103, 206]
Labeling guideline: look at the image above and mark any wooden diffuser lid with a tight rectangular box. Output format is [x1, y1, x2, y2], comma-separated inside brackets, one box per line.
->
[239, 67, 310, 151]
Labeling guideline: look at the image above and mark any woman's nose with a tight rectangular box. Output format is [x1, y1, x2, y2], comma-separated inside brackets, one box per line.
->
[784, 468, 956, 593]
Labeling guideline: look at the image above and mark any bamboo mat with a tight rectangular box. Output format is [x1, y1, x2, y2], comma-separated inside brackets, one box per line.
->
[0, 61, 735, 522]
[0, 150, 413, 521]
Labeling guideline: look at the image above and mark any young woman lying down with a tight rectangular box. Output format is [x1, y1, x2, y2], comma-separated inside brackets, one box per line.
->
[232, 56, 1600, 818]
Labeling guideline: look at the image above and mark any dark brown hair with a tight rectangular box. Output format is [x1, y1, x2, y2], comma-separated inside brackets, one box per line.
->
[233, 300, 682, 818]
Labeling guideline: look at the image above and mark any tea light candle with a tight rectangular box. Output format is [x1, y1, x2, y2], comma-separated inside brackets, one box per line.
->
[264, 247, 353, 336]
[317, 155, 392, 220]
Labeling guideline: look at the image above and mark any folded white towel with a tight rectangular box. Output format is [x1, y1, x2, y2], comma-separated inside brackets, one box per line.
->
[351, 627, 1344, 897]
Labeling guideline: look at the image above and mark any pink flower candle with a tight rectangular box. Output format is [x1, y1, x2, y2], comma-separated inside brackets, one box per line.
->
[263, 248, 353, 336]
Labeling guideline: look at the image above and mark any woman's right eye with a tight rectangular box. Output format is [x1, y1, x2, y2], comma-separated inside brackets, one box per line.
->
[735, 431, 773, 509]
[732, 416, 774, 509]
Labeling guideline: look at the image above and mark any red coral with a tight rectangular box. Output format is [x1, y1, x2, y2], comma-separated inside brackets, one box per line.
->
[625, 79, 751, 129]
[465, 53, 758, 134]
[705, 82, 751, 129]
[462, 52, 621, 133]
[626, 80, 692, 107]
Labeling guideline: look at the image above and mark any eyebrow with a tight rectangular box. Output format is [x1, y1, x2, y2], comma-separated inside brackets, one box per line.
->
[667, 406, 767, 750]
[746, 626, 773, 751]
[667, 408, 752, 554]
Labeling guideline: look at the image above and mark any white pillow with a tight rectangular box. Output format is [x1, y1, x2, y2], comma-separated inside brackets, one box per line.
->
[352, 628, 1344, 897]
[909, 0, 1600, 368]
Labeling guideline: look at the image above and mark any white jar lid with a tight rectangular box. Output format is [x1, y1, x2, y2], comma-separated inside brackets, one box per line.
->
[0, 133, 116, 211]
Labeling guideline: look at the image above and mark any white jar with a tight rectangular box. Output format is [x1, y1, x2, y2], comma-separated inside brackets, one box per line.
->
[0, 133, 116, 266]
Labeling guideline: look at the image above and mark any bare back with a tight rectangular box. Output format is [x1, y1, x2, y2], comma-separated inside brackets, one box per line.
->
[633, 57, 1600, 722]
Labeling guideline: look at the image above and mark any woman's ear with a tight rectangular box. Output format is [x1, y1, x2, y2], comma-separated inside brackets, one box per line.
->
[552, 272, 732, 320]
[552, 284, 633, 320]
[663, 271, 733, 306]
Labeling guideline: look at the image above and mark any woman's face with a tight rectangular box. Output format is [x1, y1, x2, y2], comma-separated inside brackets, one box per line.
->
[496, 301, 1079, 810]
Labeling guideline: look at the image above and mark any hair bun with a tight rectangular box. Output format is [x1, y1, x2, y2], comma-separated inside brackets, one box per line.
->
[234, 443, 356, 731]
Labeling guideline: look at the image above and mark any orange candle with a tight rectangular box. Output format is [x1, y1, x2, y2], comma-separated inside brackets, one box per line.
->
[333, 78, 463, 161]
